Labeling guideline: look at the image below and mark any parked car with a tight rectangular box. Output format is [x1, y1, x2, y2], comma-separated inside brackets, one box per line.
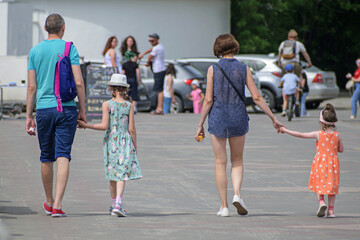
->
[234, 54, 339, 111]
[139, 60, 205, 113]
[176, 58, 262, 112]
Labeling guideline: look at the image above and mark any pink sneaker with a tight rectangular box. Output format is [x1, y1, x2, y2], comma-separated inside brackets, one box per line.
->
[52, 208, 67, 218]
[43, 201, 53, 215]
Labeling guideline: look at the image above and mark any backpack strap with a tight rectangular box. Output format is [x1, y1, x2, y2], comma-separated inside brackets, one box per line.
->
[54, 61, 63, 112]
[64, 42, 72, 57]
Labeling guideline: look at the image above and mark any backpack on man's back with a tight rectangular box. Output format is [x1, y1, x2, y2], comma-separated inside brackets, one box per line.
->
[281, 40, 297, 60]
[54, 42, 77, 112]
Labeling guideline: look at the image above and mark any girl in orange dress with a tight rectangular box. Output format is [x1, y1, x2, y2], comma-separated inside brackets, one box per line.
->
[280, 103, 344, 218]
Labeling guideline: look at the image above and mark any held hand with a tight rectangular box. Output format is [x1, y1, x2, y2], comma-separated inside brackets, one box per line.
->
[78, 111, 87, 124]
[195, 126, 205, 142]
[172, 98, 177, 104]
[77, 120, 87, 129]
[279, 127, 287, 134]
[346, 73, 352, 79]
[137, 81, 141, 86]
[273, 119, 285, 133]
[26, 117, 36, 136]
[307, 63, 312, 68]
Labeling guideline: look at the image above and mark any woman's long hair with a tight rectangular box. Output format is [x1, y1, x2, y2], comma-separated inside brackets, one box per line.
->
[165, 63, 176, 78]
[120, 36, 139, 56]
[102, 36, 117, 56]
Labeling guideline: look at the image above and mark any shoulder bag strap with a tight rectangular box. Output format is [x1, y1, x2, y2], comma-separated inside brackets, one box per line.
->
[213, 63, 245, 103]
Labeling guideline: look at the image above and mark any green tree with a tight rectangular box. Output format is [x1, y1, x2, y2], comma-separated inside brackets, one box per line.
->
[231, 0, 360, 87]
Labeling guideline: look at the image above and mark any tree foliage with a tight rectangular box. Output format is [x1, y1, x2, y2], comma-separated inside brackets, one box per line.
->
[231, 0, 360, 87]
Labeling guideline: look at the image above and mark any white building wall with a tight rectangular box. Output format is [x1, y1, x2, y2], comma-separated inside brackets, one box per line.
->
[21, 0, 230, 60]
[7, 3, 33, 55]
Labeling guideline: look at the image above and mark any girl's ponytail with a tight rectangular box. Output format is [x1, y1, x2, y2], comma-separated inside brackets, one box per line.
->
[322, 103, 337, 123]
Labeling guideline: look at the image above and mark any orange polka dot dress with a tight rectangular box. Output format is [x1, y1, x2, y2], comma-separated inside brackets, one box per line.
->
[309, 131, 340, 195]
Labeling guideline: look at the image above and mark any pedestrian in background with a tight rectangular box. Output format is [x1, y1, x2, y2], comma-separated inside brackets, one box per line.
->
[103, 36, 122, 72]
[280, 103, 344, 218]
[77, 74, 142, 217]
[186, 80, 204, 114]
[140, 33, 166, 115]
[26, 13, 87, 217]
[278, 29, 312, 78]
[195, 34, 283, 217]
[300, 71, 310, 116]
[163, 63, 177, 114]
[122, 55, 141, 114]
[120, 35, 140, 63]
[346, 58, 360, 119]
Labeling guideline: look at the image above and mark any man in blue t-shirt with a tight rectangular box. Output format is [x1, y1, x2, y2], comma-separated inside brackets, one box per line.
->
[280, 64, 300, 117]
[26, 13, 87, 217]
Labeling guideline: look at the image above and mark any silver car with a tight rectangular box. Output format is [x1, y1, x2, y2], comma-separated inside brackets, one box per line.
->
[176, 57, 262, 111]
[139, 60, 205, 113]
[235, 54, 339, 110]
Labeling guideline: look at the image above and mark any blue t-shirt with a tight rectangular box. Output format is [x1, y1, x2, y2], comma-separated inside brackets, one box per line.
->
[281, 72, 299, 95]
[28, 39, 80, 109]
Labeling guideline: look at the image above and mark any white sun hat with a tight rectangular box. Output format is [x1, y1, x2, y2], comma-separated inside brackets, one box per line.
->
[108, 74, 129, 87]
[191, 79, 200, 87]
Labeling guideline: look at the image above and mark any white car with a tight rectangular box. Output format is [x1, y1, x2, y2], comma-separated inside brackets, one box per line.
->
[235, 54, 339, 110]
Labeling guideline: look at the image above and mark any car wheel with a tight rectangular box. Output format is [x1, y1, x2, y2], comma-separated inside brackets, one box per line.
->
[252, 88, 275, 112]
[14, 104, 22, 114]
[306, 101, 321, 109]
[170, 95, 183, 114]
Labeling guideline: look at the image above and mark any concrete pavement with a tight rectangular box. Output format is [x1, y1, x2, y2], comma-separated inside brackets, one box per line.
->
[0, 95, 360, 240]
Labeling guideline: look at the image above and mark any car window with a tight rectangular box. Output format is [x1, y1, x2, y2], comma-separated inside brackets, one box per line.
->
[188, 62, 213, 75]
[237, 59, 257, 71]
[178, 64, 205, 78]
[255, 61, 266, 70]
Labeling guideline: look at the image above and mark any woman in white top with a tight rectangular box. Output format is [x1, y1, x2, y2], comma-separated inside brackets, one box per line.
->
[102, 36, 122, 72]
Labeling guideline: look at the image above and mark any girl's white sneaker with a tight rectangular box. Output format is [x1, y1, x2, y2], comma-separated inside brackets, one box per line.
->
[316, 203, 327, 217]
[217, 207, 229, 217]
[232, 195, 248, 215]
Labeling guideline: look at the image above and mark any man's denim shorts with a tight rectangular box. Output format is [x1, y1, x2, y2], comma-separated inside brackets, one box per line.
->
[153, 70, 166, 93]
[36, 106, 78, 162]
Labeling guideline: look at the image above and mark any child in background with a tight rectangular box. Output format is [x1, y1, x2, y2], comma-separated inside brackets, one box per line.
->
[77, 74, 142, 217]
[122, 56, 141, 113]
[280, 64, 300, 117]
[186, 80, 204, 114]
[280, 103, 344, 218]
[163, 63, 177, 114]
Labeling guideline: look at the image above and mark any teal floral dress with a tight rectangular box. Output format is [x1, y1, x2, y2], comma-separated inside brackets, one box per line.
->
[103, 100, 142, 181]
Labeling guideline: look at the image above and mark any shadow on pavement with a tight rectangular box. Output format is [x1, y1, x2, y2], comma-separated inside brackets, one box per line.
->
[0, 206, 37, 215]
[68, 212, 194, 218]
[129, 212, 194, 217]
[243, 213, 291, 217]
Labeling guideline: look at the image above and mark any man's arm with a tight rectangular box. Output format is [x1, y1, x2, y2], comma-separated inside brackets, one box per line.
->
[26, 70, 37, 135]
[139, 48, 152, 60]
[301, 50, 312, 68]
[146, 54, 154, 67]
[72, 65, 87, 123]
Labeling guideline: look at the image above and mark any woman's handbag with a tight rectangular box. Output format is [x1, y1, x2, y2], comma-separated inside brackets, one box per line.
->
[213, 63, 245, 104]
[345, 79, 354, 90]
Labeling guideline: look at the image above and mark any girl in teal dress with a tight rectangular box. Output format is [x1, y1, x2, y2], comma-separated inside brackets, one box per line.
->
[78, 74, 142, 217]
